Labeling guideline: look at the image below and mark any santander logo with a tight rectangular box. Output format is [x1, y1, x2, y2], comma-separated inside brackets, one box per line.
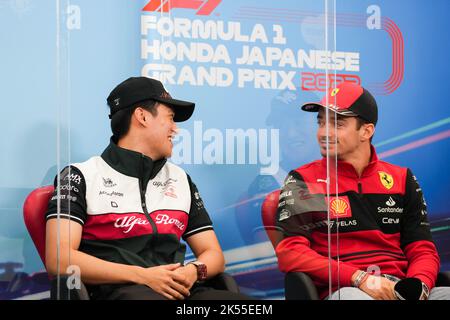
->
[114, 216, 149, 234]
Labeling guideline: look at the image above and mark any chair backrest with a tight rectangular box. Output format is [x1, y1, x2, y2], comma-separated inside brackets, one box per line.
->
[262, 190, 320, 300]
[23, 185, 54, 265]
[261, 190, 283, 249]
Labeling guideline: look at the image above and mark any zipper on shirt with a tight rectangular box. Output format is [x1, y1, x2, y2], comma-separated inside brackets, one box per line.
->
[358, 181, 363, 194]
[139, 154, 158, 234]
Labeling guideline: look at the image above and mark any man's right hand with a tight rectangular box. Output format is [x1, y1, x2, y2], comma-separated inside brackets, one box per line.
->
[137, 263, 191, 300]
[358, 275, 397, 300]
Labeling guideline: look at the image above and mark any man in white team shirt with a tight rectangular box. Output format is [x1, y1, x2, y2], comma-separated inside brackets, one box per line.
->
[45, 76, 251, 300]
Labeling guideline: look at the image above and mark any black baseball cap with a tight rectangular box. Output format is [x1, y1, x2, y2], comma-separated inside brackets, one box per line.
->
[107, 77, 195, 122]
[301, 82, 378, 125]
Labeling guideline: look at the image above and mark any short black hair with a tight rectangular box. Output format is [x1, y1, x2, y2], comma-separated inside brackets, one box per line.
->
[110, 100, 158, 140]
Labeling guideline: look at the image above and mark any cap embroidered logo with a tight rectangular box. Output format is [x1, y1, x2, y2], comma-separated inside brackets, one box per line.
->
[331, 88, 340, 96]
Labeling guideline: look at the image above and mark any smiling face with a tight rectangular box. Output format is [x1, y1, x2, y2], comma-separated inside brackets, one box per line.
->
[316, 108, 371, 161]
[142, 103, 178, 160]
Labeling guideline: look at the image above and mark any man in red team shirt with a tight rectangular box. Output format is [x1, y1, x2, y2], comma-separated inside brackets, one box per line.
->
[275, 82, 450, 300]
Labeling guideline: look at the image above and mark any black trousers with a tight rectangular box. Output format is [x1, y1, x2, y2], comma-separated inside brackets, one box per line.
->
[90, 283, 253, 300]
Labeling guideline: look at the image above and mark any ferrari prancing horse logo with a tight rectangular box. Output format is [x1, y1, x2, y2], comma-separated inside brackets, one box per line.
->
[379, 171, 394, 190]
[331, 88, 340, 96]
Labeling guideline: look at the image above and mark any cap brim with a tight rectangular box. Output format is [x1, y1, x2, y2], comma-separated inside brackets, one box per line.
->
[301, 102, 358, 116]
[154, 97, 195, 122]
[301, 102, 323, 112]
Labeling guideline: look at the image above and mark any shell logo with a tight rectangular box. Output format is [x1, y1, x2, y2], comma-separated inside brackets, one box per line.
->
[331, 198, 348, 215]
[328, 196, 352, 218]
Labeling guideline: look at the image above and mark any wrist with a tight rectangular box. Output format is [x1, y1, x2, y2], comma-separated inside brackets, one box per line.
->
[352, 271, 369, 288]
[185, 263, 199, 282]
[131, 265, 146, 285]
[187, 261, 208, 282]
[351, 270, 361, 285]
[420, 282, 430, 300]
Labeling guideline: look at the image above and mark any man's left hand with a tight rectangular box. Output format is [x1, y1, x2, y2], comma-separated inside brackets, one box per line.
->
[174, 264, 198, 290]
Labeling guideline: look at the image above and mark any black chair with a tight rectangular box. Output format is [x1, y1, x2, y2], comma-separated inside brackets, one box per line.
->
[285, 272, 319, 300]
[436, 272, 450, 287]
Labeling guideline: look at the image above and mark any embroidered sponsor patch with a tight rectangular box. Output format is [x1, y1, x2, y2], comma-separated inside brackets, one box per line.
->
[328, 196, 352, 218]
[379, 171, 394, 190]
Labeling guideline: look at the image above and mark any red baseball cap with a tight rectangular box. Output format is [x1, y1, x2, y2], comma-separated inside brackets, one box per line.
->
[301, 82, 378, 125]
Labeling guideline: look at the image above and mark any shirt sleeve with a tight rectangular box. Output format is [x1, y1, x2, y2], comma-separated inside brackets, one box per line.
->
[276, 170, 328, 239]
[401, 169, 440, 289]
[182, 174, 213, 240]
[45, 165, 87, 226]
[400, 168, 434, 246]
[275, 170, 358, 288]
